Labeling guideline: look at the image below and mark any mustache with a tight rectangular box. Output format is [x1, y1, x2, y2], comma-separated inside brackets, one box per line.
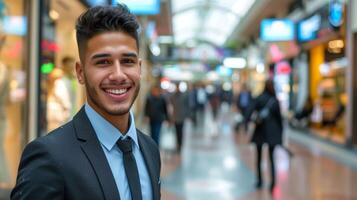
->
[100, 81, 132, 87]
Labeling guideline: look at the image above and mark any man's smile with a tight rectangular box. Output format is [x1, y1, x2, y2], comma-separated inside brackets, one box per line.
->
[105, 88, 128, 95]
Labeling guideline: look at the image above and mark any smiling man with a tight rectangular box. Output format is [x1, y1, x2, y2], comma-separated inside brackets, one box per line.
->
[11, 5, 161, 200]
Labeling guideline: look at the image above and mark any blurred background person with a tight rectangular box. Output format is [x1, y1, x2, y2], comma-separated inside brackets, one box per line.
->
[46, 56, 77, 132]
[208, 85, 221, 120]
[144, 84, 169, 145]
[187, 83, 197, 126]
[247, 79, 283, 193]
[321, 93, 347, 134]
[289, 96, 314, 128]
[169, 83, 189, 154]
[46, 67, 71, 132]
[235, 83, 252, 133]
[195, 83, 207, 128]
[60, 56, 78, 116]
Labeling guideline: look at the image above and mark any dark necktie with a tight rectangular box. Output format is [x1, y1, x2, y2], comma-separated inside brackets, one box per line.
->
[116, 138, 142, 200]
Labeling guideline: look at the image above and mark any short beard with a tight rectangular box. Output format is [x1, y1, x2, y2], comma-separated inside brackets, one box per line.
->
[84, 75, 140, 116]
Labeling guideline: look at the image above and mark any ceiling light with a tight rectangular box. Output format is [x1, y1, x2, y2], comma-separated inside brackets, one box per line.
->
[222, 82, 232, 91]
[150, 43, 160, 56]
[49, 10, 59, 21]
[223, 57, 246, 69]
[160, 79, 171, 90]
[179, 81, 188, 92]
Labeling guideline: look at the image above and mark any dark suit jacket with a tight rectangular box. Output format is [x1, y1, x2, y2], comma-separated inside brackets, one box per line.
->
[11, 107, 161, 200]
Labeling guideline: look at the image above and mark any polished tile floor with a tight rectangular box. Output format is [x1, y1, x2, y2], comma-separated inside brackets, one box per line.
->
[160, 104, 357, 200]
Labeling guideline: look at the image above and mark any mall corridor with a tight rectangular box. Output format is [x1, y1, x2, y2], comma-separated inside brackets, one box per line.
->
[1, 0, 357, 199]
[158, 104, 357, 200]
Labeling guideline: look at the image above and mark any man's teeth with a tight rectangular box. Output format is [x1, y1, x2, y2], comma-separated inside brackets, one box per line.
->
[106, 89, 127, 95]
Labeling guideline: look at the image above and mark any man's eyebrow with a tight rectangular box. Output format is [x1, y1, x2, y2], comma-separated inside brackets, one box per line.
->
[122, 53, 138, 58]
[91, 53, 111, 60]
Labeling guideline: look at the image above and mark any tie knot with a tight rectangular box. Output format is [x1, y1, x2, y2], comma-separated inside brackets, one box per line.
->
[116, 138, 132, 154]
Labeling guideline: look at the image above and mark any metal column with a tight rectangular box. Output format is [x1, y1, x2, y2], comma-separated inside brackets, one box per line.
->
[26, 0, 41, 143]
[346, 0, 357, 146]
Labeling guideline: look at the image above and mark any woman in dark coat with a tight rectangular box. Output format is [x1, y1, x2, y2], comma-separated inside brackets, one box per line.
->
[248, 79, 283, 193]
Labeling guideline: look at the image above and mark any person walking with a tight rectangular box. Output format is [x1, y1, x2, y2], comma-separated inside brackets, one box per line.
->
[144, 85, 169, 145]
[169, 83, 189, 153]
[247, 79, 283, 194]
[208, 86, 221, 120]
[11, 5, 161, 200]
[236, 83, 252, 132]
[195, 84, 207, 128]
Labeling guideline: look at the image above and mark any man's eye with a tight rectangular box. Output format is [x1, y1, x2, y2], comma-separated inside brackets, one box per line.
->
[122, 59, 135, 64]
[95, 60, 111, 65]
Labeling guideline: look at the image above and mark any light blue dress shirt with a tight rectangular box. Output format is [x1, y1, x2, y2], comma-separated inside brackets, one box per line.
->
[85, 104, 152, 200]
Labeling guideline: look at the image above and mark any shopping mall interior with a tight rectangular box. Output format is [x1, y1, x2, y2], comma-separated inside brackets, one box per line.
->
[0, 0, 357, 199]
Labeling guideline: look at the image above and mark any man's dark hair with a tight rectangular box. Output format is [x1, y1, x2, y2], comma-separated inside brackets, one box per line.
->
[75, 4, 140, 60]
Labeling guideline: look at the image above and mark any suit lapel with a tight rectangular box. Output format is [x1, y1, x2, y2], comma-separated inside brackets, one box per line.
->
[137, 131, 160, 200]
[73, 107, 120, 200]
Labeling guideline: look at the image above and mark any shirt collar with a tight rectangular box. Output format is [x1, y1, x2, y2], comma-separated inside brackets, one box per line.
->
[84, 103, 139, 151]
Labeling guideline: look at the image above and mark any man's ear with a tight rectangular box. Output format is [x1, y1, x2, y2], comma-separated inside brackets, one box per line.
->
[75, 61, 84, 84]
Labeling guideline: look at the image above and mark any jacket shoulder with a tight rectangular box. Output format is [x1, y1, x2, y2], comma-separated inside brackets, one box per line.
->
[10, 125, 71, 199]
[137, 129, 159, 150]
[36, 121, 76, 146]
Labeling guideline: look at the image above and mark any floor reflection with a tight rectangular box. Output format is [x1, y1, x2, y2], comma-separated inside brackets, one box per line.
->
[160, 104, 357, 200]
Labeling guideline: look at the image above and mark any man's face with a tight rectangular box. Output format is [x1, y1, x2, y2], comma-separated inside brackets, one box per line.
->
[76, 31, 141, 118]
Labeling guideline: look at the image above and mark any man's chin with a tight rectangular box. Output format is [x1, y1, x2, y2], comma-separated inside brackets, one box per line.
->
[105, 107, 131, 116]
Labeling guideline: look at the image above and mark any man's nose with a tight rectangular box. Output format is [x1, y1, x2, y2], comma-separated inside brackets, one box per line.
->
[109, 61, 126, 81]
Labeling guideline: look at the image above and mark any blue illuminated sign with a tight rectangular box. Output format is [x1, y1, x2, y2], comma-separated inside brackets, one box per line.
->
[329, 1, 343, 27]
[113, 0, 160, 15]
[260, 19, 295, 42]
[297, 14, 321, 42]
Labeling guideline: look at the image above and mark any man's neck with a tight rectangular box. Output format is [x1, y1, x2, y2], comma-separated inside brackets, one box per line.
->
[87, 102, 130, 134]
[106, 114, 130, 134]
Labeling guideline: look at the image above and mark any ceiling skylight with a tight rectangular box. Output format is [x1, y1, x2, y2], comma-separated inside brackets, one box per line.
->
[172, 0, 256, 46]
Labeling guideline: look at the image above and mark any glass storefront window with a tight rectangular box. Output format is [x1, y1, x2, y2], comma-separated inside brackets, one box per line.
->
[40, 0, 86, 134]
[0, 0, 28, 190]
